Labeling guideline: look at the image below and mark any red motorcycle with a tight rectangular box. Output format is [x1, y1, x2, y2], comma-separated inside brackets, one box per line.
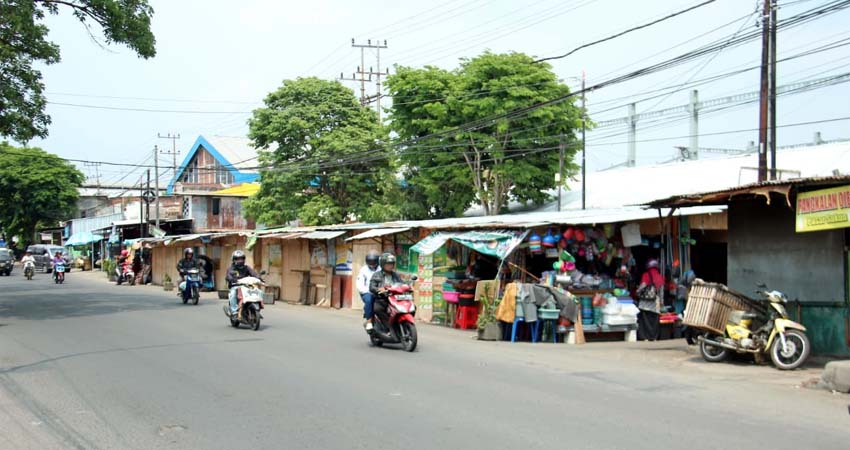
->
[368, 278, 418, 352]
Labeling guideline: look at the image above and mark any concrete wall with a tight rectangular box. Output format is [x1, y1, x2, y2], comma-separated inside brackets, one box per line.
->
[728, 196, 845, 303]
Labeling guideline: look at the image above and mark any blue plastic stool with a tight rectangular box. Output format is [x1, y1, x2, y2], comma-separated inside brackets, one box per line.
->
[511, 317, 539, 343]
[535, 319, 558, 343]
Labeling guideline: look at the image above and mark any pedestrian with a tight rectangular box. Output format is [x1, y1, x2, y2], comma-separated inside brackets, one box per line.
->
[357, 250, 380, 331]
[637, 258, 664, 341]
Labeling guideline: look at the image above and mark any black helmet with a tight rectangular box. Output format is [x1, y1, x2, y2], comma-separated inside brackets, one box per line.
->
[365, 250, 380, 267]
[184, 248, 194, 257]
[232, 250, 246, 267]
[380, 253, 396, 268]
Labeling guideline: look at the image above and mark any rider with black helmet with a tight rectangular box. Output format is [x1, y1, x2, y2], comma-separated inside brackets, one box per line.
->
[176, 248, 201, 295]
[369, 253, 403, 325]
[357, 250, 381, 330]
[226, 250, 259, 317]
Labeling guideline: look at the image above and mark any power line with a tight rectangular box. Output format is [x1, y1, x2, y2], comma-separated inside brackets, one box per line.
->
[535, 0, 717, 63]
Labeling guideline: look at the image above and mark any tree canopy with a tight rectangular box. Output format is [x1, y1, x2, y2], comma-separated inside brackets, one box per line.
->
[386, 51, 583, 218]
[245, 77, 398, 227]
[0, 142, 84, 245]
[0, 0, 156, 142]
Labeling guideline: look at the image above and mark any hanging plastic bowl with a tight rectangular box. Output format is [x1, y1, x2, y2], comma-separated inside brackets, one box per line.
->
[542, 229, 557, 248]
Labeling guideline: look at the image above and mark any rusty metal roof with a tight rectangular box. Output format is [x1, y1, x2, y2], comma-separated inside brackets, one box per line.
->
[645, 175, 850, 208]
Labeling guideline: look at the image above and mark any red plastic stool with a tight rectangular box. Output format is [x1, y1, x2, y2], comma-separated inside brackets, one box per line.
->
[455, 305, 479, 330]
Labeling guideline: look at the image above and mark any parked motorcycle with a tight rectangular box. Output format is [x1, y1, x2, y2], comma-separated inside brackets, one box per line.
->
[116, 264, 135, 285]
[225, 276, 264, 331]
[180, 268, 202, 305]
[24, 261, 35, 280]
[368, 277, 418, 352]
[699, 285, 810, 370]
[53, 262, 65, 284]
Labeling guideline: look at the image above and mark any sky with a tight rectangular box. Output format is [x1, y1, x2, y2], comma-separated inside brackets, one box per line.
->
[26, 0, 850, 187]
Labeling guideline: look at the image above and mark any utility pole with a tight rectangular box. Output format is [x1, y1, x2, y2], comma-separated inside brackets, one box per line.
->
[757, 0, 771, 182]
[688, 90, 699, 160]
[138, 174, 144, 238]
[558, 134, 565, 212]
[768, 0, 778, 180]
[145, 169, 151, 237]
[158, 133, 181, 182]
[341, 39, 389, 120]
[581, 72, 587, 210]
[153, 146, 160, 228]
[627, 103, 637, 167]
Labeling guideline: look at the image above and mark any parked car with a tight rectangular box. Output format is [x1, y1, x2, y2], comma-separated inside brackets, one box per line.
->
[0, 248, 14, 276]
[25, 244, 72, 273]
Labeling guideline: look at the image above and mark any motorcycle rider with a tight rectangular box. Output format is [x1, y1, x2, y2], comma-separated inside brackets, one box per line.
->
[52, 251, 65, 281]
[21, 251, 35, 274]
[357, 250, 381, 331]
[225, 250, 260, 317]
[369, 253, 404, 327]
[176, 248, 201, 296]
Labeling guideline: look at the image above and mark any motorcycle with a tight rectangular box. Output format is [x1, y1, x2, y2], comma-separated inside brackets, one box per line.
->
[699, 285, 810, 370]
[24, 261, 34, 280]
[116, 264, 135, 286]
[368, 277, 418, 352]
[53, 262, 65, 284]
[224, 276, 264, 331]
[180, 268, 202, 305]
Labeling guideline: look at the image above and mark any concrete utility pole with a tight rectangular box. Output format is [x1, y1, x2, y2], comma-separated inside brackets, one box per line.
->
[341, 39, 389, 120]
[558, 134, 565, 212]
[158, 133, 181, 182]
[688, 90, 699, 160]
[627, 103, 637, 167]
[757, 0, 771, 182]
[153, 145, 160, 228]
[581, 72, 587, 210]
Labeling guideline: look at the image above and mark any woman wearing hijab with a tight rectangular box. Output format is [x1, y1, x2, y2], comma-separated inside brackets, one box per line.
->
[637, 258, 664, 341]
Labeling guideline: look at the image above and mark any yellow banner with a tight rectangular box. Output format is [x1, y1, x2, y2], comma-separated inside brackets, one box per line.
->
[796, 184, 850, 232]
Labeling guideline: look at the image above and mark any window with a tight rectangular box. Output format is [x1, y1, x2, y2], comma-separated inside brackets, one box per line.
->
[212, 198, 221, 216]
[213, 159, 234, 185]
[182, 157, 199, 184]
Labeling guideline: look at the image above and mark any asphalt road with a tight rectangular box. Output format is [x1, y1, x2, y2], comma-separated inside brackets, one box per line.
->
[1, 270, 848, 450]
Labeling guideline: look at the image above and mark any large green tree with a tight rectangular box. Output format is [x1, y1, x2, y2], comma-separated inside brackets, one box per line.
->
[245, 77, 397, 226]
[0, 0, 156, 142]
[386, 51, 583, 218]
[0, 142, 84, 245]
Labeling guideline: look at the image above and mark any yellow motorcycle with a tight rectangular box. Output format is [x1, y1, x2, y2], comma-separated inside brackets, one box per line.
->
[699, 286, 810, 370]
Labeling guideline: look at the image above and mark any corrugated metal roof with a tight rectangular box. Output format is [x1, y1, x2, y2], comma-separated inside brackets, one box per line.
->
[298, 230, 347, 240]
[646, 175, 850, 208]
[345, 228, 411, 242]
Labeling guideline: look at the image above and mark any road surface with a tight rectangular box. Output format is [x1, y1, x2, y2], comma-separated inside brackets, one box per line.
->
[1, 270, 847, 449]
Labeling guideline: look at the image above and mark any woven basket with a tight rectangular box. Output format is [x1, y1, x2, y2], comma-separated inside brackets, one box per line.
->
[683, 281, 760, 334]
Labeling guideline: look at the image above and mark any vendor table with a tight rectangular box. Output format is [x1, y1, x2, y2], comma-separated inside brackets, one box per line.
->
[565, 324, 637, 344]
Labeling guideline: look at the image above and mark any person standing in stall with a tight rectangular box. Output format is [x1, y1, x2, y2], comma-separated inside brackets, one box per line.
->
[637, 259, 664, 341]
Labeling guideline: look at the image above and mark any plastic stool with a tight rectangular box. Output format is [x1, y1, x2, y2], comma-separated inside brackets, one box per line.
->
[511, 318, 539, 343]
[455, 305, 479, 330]
[535, 319, 558, 343]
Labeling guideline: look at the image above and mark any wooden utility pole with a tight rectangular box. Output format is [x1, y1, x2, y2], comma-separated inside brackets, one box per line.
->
[153, 146, 160, 228]
[757, 0, 771, 182]
[769, 0, 778, 180]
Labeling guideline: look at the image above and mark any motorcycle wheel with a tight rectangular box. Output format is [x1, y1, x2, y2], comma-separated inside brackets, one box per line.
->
[699, 337, 728, 363]
[770, 330, 810, 370]
[369, 334, 383, 347]
[182, 292, 188, 304]
[192, 287, 199, 305]
[230, 318, 240, 328]
[252, 309, 261, 331]
[400, 322, 417, 352]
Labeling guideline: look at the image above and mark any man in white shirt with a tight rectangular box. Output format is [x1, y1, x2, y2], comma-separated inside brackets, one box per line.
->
[357, 250, 381, 331]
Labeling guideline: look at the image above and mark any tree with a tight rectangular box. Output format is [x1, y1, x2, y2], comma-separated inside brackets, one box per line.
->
[0, 142, 84, 245]
[245, 77, 397, 227]
[386, 51, 583, 218]
[0, 0, 156, 142]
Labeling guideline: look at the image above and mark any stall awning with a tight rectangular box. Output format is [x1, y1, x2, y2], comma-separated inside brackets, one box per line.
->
[410, 230, 529, 260]
[298, 231, 346, 240]
[346, 228, 410, 242]
[65, 231, 104, 246]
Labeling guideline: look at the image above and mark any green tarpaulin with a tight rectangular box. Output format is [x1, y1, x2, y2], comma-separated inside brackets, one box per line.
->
[410, 230, 528, 260]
